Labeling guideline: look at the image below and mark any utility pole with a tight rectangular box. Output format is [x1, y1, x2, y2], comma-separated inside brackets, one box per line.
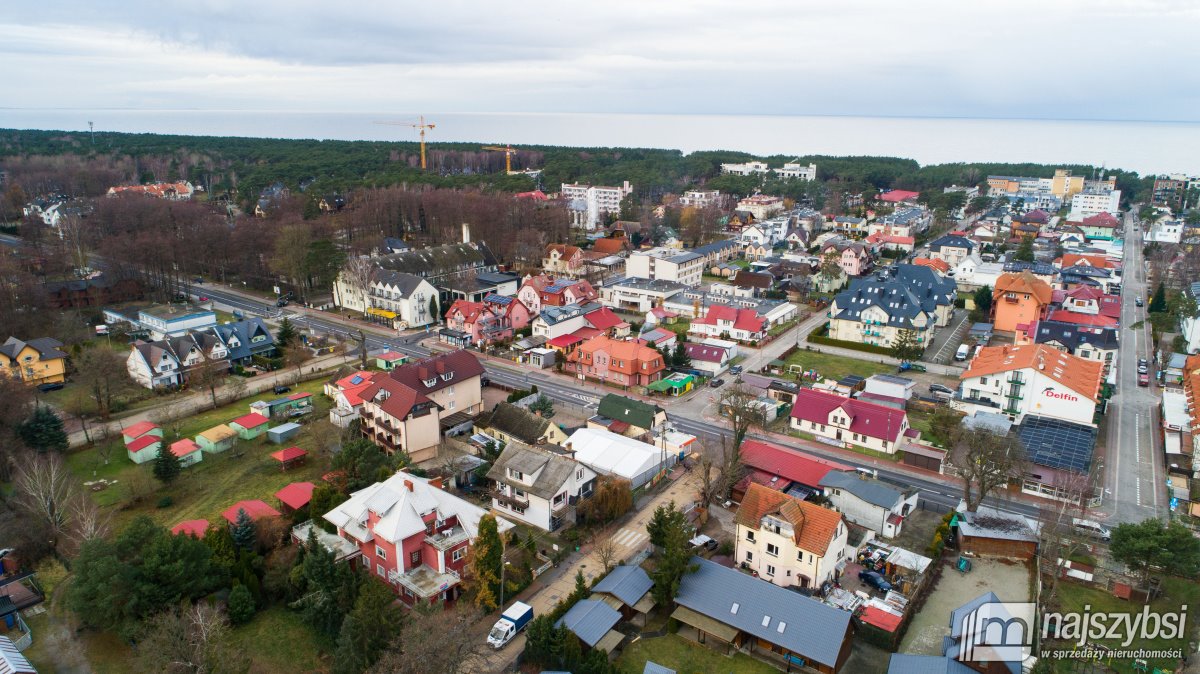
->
[87, 121, 94, 147]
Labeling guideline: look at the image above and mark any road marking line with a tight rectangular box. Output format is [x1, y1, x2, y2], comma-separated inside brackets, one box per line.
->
[1134, 415, 1142, 507]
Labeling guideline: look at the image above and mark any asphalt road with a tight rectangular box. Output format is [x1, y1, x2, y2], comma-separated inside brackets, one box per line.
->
[1100, 209, 1165, 524]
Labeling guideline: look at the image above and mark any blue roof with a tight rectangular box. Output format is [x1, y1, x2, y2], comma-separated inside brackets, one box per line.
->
[887, 654, 975, 674]
[675, 557, 851, 668]
[592, 565, 653, 607]
[643, 663, 676, 674]
[554, 599, 621, 648]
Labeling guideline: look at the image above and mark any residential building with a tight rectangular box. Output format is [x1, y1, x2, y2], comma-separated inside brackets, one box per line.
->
[477, 402, 569, 447]
[443, 298, 515, 346]
[683, 342, 731, 377]
[672, 556, 854, 673]
[598, 277, 687, 313]
[678, 189, 721, 208]
[736, 194, 785, 220]
[692, 239, 740, 267]
[104, 304, 216, 340]
[542, 243, 584, 276]
[737, 223, 772, 247]
[333, 239, 499, 317]
[589, 394, 666, 440]
[210, 318, 276, 366]
[106, 181, 195, 200]
[358, 350, 486, 463]
[626, 248, 704, 287]
[956, 343, 1103, 426]
[820, 239, 873, 277]
[927, 234, 975, 268]
[566, 335, 666, 387]
[988, 170, 1085, 202]
[441, 270, 522, 304]
[325, 370, 380, 427]
[827, 265, 958, 350]
[1074, 212, 1120, 241]
[991, 272, 1053, 334]
[335, 269, 440, 329]
[877, 189, 920, 205]
[486, 443, 596, 531]
[831, 216, 867, 237]
[1018, 319, 1119, 378]
[1181, 282, 1200, 354]
[731, 439, 851, 502]
[774, 161, 817, 181]
[517, 275, 598, 314]
[818, 472, 918, 539]
[531, 303, 592, 341]
[1017, 415, 1099, 502]
[126, 340, 184, 389]
[735, 483, 848, 590]
[1145, 218, 1184, 244]
[321, 471, 514, 604]
[561, 181, 633, 230]
[1069, 184, 1121, 220]
[720, 161, 770, 176]
[689, 304, 766, 343]
[1151, 173, 1199, 209]
[789, 388, 913, 454]
[0, 337, 67, 386]
[563, 427, 676, 489]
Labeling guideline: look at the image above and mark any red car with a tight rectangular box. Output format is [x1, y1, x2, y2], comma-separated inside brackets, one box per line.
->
[198, 296, 210, 302]
[1138, 373, 1150, 387]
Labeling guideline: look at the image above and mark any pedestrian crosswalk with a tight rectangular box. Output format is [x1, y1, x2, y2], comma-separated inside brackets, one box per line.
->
[611, 527, 648, 550]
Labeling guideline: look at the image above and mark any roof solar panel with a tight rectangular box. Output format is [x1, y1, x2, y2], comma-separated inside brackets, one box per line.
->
[1017, 416, 1096, 473]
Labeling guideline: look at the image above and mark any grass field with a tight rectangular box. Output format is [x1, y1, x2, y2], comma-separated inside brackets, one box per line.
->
[781, 348, 895, 382]
[67, 376, 334, 528]
[617, 634, 778, 674]
[228, 606, 329, 674]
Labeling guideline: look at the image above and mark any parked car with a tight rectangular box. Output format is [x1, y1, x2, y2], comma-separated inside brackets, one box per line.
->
[36, 382, 64, 393]
[1138, 372, 1150, 387]
[1135, 297, 1144, 307]
[198, 296, 210, 302]
[729, 365, 743, 375]
[1137, 360, 1149, 375]
[954, 343, 971, 361]
[1071, 518, 1111, 542]
[481, 376, 491, 387]
[858, 570, 892, 593]
[276, 298, 289, 307]
[928, 383, 955, 396]
[193, 277, 204, 284]
[273, 385, 291, 394]
[689, 534, 719, 552]
[709, 378, 725, 388]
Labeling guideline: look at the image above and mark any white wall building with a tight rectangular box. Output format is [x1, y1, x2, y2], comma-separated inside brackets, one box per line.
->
[561, 181, 633, 230]
[720, 161, 770, 176]
[955, 344, 1103, 426]
[486, 444, 597, 532]
[774, 161, 817, 181]
[818, 472, 919, 539]
[678, 190, 720, 208]
[1069, 187, 1121, 219]
[563, 428, 677, 490]
[735, 483, 849, 590]
[626, 248, 704, 287]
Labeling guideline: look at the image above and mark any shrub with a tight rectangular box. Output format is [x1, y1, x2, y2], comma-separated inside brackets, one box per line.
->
[156, 496, 173, 509]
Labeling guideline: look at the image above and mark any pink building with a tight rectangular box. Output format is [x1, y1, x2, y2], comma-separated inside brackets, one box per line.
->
[822, 240, 873, 277]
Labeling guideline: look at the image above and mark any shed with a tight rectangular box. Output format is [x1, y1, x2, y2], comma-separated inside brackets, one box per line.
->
[592, 565, 655, 625]
[121, 420, 162, 446]
[555, 599, 623, 652]
[900, 443, 945, 473]
[196, 424, 237, 453]
[267, 422, 302, 444]
[0, 635, 36, 674]
[375, 351, 408, 371]
[954, 505, 1039, 560]
[171, 519, 209, 538]
[229, 413, 271, 440]
[270, 446, 308, 470]
[647, 372, 694, 397]
[169, 438, 204, 467]
[222, 499, 281, 524]
[125, 434, 163, 465]
[275, 481, 316, 512]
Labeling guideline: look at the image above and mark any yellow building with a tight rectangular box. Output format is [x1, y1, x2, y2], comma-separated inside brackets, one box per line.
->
[0, 337, 68, 386]
[1051, 169, 1085, 200]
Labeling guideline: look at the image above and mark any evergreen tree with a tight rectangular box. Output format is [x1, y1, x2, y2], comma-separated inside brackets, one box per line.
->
[152, 445, 182, 483]
[890, 328, 923, 362]
[1013, 236, 1035, 262]
[647, 501, 688, 549]
[203, 524, 239, 574]
[227, 583, 256, 625]
[428, 295, 439, 324]
[333, 577, 404, 674]
[650, 504, 698, 606]
[231, 509, 257, 551]
[18, 406, 69, 453]
[972, 284, 993, 316]
[467, 515, 503, 612]
[276, 317, 297, 347]
[528, 394, 555, 419]
[291, 528, 359, 640]
[672, 341, 692, 369]
[1149, 282, 1167, 314]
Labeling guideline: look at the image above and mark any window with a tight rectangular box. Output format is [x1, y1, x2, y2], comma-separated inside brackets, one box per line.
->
[452, 548, 466, 562]
[745, 530, 755, 543]
[447, 400, 456, 410]
[410, 551, 420, 567]
[375, 546, 387, 560]
[577, 469, 584, 480]
[377, 564, 386, 577]
[766, 565, 776, 576]
[744, 551, 753, 561]
[766, 543, 779, 557]
[509, 469, 524, 481]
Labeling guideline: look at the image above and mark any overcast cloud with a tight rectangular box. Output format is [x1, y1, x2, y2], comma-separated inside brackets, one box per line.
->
[3, 0, 1199, 121]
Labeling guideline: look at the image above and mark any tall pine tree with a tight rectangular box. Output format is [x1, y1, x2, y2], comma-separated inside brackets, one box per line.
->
[333, 577, 403, 674]
[231, 509, 257, 551]
[18, 406, 69, 453]
[153, 445, 182, 483]
[467, 515, 503, 612]
[1149, 282, 1168, 314]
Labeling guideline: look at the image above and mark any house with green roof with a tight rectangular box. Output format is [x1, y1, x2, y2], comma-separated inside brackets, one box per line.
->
[589, 394, 666, 440]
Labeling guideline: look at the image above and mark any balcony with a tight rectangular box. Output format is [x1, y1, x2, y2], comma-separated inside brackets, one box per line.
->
[390, 565, 461, 600]
[425, 526, 470, 552]
[486, 487, 530, 510]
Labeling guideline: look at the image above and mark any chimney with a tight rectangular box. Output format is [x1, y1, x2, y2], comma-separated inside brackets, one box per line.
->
[403, 479, 414, 492]
[429, 476, 445, 490]
[462, 222, 471, 244]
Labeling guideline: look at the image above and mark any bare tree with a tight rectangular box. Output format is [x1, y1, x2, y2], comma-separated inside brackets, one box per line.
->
[595, 537, 619, 574]
[718, 383, 764, 453]
[187, 352, 228, 410]
[948, 427, 1027, 512]
[343, 255, 376, 319]
[136, 603, 249, 674]
[61, 494, 111, 557]
[93, 425, 115, 466]
[12, 454, 78, 551]
[75, 347, 135, 421]
[369, 606, 488, 674]
[283, 346, 311, 386]
[57, 213, 90, 273]
[224, 373, 249, 404]
[305, 420, 342, 458]
[62, 386, 94, 444]
[1036, 471, 1094, 606]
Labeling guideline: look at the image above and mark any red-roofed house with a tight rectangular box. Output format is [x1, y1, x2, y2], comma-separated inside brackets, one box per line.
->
[993, 272, 1053, 334]
[1059, 253, 1116, 271]
[223, 499, 281, 524]
[516, 275, 598, 314]
[682, 342, 731, 377]
[911, 257, 951, 274]
[126, 434, 163, 464]
[444, 299, 512, 346]
[790, 388, 913, 454]
[877, 190, 920, 204]
[515, 189, 549, 201]
[865, 232, 915, 254]
[229, 413, 271, 440]
[542, 243, 584, 276]
[583, 307, 628, 337]
[358, 350, 486, 463]
[1046, 310, 1118, 329]
[566, 335, 666, 387]
[121, 420, 162, 445]
[1060, 286, 1122, 321]
[170, 438, 204, 467]
[690, 304, 767, 343]
[326, 370, 379, 427]
[275, 481, 316, 511]
[171, 519, 209, 538]
[732, 439, 852, 502]
[735, 483, 848, 589]
[1078, 212, 1120, 240]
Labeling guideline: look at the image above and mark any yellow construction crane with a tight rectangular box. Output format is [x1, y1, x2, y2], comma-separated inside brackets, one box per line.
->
[374, 115, 436, 169]
[482, 144, 519, 174]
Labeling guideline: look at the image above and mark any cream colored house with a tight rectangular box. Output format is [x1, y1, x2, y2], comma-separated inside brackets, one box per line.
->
[735, 483, 849, 590]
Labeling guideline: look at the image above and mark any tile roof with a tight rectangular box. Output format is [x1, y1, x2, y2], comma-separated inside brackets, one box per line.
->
[1082, 213, 1119, 228]
[571, 336, 665, 376]
[683, 342, 726, 363]
[584, 307, 623, 331]
[736, 483, 843, 555]
[487, 443, 580, 500]
[740, 439, 851, 488]
[911, 257, 950, 273]
[789, 388, 909, 444]
[994, 272, 1053, 305]
[693, 304, 766, 333]
[878, 189, 920, 203]
[1046, 310, 1118, 328]
[388, 349, 485, 395]
[962, 344, 1103, 402]
[675, 557, 852, 669]
[1060, 253, 1114, 270]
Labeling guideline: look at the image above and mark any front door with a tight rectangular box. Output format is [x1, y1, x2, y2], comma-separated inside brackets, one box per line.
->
[835, 429, 842, 441]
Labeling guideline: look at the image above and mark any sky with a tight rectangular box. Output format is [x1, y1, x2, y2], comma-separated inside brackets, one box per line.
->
[3, 0, 1199, 122]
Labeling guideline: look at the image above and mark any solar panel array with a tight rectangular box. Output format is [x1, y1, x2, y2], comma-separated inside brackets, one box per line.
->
[1017, 415, 1096, 473]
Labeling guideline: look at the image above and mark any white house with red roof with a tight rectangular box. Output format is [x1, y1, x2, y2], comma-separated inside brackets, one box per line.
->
[682, 342, 730, 377]
[789, 388, 914, 455]
[322, 471, 514, 604]
[325, 370, 379, 427]
[956, 343, 1102, 426]
[689, 304, 767, 343]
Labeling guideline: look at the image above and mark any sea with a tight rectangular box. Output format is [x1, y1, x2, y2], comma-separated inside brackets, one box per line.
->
[1, 109, 1197, 176]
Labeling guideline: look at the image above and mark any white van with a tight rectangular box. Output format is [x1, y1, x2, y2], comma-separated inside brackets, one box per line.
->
[954, 344, 971, 361]
[1071, 518, 1111, 542]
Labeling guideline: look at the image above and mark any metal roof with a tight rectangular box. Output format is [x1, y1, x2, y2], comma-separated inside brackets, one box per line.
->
[819, 471, 904, 509]
[592, 565, 653, 608]
[886, 654, 975, 674]
[674, 557, 851, 668]
[554, 599, 621, 647]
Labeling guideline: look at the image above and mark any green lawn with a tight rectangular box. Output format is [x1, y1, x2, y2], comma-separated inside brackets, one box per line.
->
[617, 634, 778, 674]
[1044, 576, 1200, 673]
[661, 320, 691, 338]
[67, 376, 335, 528]
[228, 606, 328, 674]
[781, 349, 894, 382]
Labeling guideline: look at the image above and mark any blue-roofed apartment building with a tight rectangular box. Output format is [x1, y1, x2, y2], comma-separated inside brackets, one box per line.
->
[672, 557, 853, 672]
[827, 264, 957, 351]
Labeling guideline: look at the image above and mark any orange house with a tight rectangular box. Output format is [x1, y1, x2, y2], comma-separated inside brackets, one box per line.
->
[992, 272, 1052, 334]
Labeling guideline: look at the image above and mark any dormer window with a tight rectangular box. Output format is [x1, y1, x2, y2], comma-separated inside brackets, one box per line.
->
[441, 372, 454, 382]
[423, 377, 437, 387]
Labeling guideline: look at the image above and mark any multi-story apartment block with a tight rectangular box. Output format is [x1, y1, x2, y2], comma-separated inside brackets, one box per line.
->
[561, 181, 633, 230]
[720, 161, 770, 176]
[736, 194, 786, 220]
[956, 344, 1103, 426]
[1151, 174, 1199, 209]
[774, 161, 817, 181]
[626, 248, 704, 287]
[1069, 184, 1121, 219]
[678, 189, 721, 208]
